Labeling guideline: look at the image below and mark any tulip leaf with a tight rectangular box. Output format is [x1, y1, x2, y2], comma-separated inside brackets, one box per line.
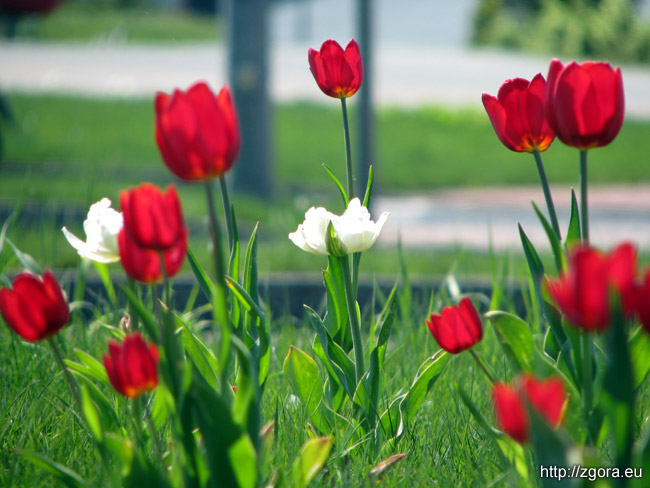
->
[565, 189, 581, 250]
[532, 202, 566, 274]
[7, 238, 42, 275]
[228, 204, 240, 281]
[378, 394, 406, 441]
[362, 165, 374, 208]
[291, 436, 333, 488]
[103, 433, 134, 477]
[283, 345, 331, 432]
[120, 285, 159, 342]
[17, 450, 88, 488]
[228, 434, 258, 488]
[401, 350, 450, 425]
[186, 247, 215, 301]
[243, 222, 260, 305]
[92, 261, 118, 308]
[225, 275, 267, 323]
[80, 383, 103, 443]
[324, 255, 351, 351]
[486, 310, 535, 373]
[629, 326, 650, 388]
[457, 385, 501, 438]
[74, 374, 119, 429]
[180, 320, 219, 391]
[67, 349, 110, 385]
[322, 163, 349, 207]
[306, 305, 355, 400]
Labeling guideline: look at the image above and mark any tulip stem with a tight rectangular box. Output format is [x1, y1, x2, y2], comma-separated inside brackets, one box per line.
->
[580, 150, 589, 242]
[340, 256, 364, 384]
[204, 181, 232, 400]
[469, 349, 495, 384]
[532, 149, 561, 240]
[340, 97, 354, 199]
[219, 176, 235, 254]
[48, 337, 81, 410]
[580, 332, 594, 419]
[143, 396, 164, 466]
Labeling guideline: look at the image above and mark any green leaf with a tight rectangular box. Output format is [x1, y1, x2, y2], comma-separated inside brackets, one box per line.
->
[401, 350, 450, 424]
[229, 204, 240, 281]
[92, 261, 118, 307]
[181, 321, 219, 390]
[629, 326, 650, 388]
[7, 239, 42, 275]
[519, 224, 544, 288]
[103, 433, 134, 477]
[120, 285, 159, 342]
[283, 346, 330, 432]
[306, 306, 356, 400]
[565, 189, 581, 250]
[225, 275, 267, 323]
[485, 310, 535, 372]
[291, 436, 333, 488]
[362, 165, 374, 208]
[80, 383, 103, 443]
[17, 450, 88, 488]
[74, 348, 110, 384]
[322, 163, 349, 207]
[457, 385, 501, 438]
[228, 434, 258, 488]
[532, 202, 566, 274]
[187, 246, 215, 301]
[243, 222, 260, 305]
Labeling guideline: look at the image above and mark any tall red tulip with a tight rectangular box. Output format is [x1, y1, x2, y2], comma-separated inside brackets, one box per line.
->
[482, 74, 555, 153]
[118, 227, 187, 284]
[0, 270, 69, 342]
[120, 183, 186, 251]
[545, 243, 637, 331]
[104, 333, 159, 398]
[308, 39, 363, 99]
[155, 82, 240, 181]
[545, 59, 624, 149]
[493, 374, 567, 443]
[426, 297, 483, 354]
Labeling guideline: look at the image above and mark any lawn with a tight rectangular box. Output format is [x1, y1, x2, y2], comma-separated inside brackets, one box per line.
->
[1, 0, 220, 43]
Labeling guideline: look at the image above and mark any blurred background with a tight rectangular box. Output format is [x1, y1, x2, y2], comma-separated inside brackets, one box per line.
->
[1, 0, 649, 281]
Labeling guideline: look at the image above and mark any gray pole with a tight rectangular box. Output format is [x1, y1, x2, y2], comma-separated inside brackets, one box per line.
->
[356, 0, 374, 197]
[226, 0, 273, 198]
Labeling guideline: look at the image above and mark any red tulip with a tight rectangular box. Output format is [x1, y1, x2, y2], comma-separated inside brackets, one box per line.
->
[545, 59, 624, 149]
[118, 227, 187, 284]
[155, 82, 240, 181]
[426, 297, 483, 354]
[104, 333, 159, 398]
[493, 374, 567, 443]
[308, 39, 363, 99]
[493, 382, 529, 443]
[545, 243, 637, 331]
[482, 74, 555, 153]
[120, 183, 186, 251]
[0, 270, 69, 342]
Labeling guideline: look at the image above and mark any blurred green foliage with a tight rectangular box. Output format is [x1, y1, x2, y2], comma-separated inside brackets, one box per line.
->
[473, 0, 650, 63]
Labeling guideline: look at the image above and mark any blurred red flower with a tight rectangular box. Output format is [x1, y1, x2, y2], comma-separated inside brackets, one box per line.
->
[482, 74, 555, 153]
[545, 243, 637, 331]
[104, 333, 159, 398]
[308, 39, 363, 99]
[545, 59, 624, 149]
[635, 270, 650, 334]
[155, 82, 240, 181]
[0, 270, 69, 342]
[493, 374, 567, 443]
[426, 297, 483, 354]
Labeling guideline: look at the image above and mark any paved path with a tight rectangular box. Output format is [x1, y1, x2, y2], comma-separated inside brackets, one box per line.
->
[2, 41, 650, 118]
[375, 185, 650, 250]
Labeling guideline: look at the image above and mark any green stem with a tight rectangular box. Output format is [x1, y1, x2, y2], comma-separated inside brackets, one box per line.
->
[131, 396, 146, 450]
[532, 149, 561, 240]
[204, 180, 231, 400]
[219, 175, 235, 254]
[340, 256, 364, 384]
[580, 150, 589, 242]
[143, 396, 164, 466]
[581, 331, 594, 420]
[48, 337, 81, 409]
[127, 278, 139, 332]
[340, 97, 354, 199]
[469, 349, 495, 384]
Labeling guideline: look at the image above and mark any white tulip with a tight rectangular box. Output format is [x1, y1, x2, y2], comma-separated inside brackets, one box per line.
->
[62, 198, 123, 263]
[289, 198, 389, 256]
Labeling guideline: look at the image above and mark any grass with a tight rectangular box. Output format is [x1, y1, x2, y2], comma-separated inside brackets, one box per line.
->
[1, 0, 220, 43]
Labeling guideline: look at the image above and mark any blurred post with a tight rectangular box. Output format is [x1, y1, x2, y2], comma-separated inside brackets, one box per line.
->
[356, 0, 374, 197]
[226, 0, 273, 197]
